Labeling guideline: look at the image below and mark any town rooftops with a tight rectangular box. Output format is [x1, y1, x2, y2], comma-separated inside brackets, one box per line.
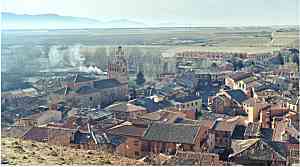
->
[174, 95, 201, 103]
[241, 76, 257, 84]
[143, 123, 200, 144]
[230, 138, 260, 157]
[232, 125, 247, 139]
[63, 79, 122, 95]
[225, 89, 249, 104]
[212, 116, 242, 133]
[105, 102, 146, 113]
[138, 110, 186, 123]
[230, 139, 287, 161]
[108, 123, 146, 138]
[132, 97, 173, 112]
[64, 74, 97, 83]
[75, 74, 97, 83]
[229, 72, 253, 82]
[177, 119, 214, 129]
[260, 128, 273, 142]
[93, 79, 121, 89]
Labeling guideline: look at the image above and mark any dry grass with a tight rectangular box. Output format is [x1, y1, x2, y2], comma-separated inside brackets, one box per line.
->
[1, 137, 145, 165]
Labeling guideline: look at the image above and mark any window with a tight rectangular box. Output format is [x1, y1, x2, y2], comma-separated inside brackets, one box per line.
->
[135, 152, 139, 156]
[134, 140, 139, 146]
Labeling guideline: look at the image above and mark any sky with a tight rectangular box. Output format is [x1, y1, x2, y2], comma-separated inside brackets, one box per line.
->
[2, 0, 299, 26]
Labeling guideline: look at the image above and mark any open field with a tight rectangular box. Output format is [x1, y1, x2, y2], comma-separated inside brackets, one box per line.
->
[2, 27, 298, 47]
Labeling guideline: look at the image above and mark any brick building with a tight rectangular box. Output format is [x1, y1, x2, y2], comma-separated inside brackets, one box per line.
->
[143, 123, 207, 154]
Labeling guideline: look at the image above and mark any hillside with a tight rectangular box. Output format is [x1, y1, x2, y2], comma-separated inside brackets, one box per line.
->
[1, 138, 145, 165]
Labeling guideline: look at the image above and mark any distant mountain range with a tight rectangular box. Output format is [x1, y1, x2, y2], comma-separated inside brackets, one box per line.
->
[1, 12, 148, 29]
[2, 12, 296, 30]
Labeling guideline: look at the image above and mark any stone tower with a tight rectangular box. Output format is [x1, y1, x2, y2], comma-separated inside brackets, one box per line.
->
[108, 46, 128, 85]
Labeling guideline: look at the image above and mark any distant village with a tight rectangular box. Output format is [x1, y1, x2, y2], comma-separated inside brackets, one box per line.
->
[2, 45, 300, 165]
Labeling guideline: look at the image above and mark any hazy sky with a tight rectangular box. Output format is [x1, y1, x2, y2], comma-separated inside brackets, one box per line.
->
[2, 0, 299, 26]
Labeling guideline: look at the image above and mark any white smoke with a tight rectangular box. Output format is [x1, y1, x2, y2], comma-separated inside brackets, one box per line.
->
[48, 45, 85, 67]
[48, 45, 107, 74]
[79, 65, 106, 74]
[48, 45, 64, 67]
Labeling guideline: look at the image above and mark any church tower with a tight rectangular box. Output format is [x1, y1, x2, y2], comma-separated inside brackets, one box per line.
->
[108, 46, 128, 85]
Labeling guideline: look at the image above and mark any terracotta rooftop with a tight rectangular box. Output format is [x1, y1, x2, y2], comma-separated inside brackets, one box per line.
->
[108, 123, 146, 137]
[143, 123, 200, 144]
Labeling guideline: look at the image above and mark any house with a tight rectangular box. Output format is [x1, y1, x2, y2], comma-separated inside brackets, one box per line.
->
[223, 89, 249, 107]
[242, 98, 270, 123]
[272, 119, 300, 144]
[231, 125, 247, 140]
[2, 88, 39, 101]
[137, 110, 186, 124]
[211, 89, 248, 115]
[287, 97, 299, 113]
[48, 126, 107, 151]
[72, 129, 98, 150]
[173, 95, 202, 113]
[225, 72, 253, 89]
[107, 122, 147, 158]
[63, 74, 98, 89]
[63, 116, 90, 131]
[22, 127, 49, 142]
[258, 104, 272, 128]
[208, 116, 246, 151]
[287, 143, 300, 165]
[48, 127, 77, 146]
[143, 123, 206, 154]
[91, 118, 125, 133]
[242, 98, 259, 122]
[210, 95, 231, 114]
[105, 102, 147, 120]
[131, 96, 173, 113]
[244, 122, 261, 139]
[229, 139, 287, 165]
[51, 79, 128, 108]
[16, 109, 62, 127]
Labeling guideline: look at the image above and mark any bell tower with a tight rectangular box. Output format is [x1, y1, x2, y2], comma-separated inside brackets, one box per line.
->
[108, 46, 128, 84]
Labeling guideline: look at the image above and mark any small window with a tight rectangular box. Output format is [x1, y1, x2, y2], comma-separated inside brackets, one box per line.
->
[135, 151, 139, 156]
[134, 140, 139, 146]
